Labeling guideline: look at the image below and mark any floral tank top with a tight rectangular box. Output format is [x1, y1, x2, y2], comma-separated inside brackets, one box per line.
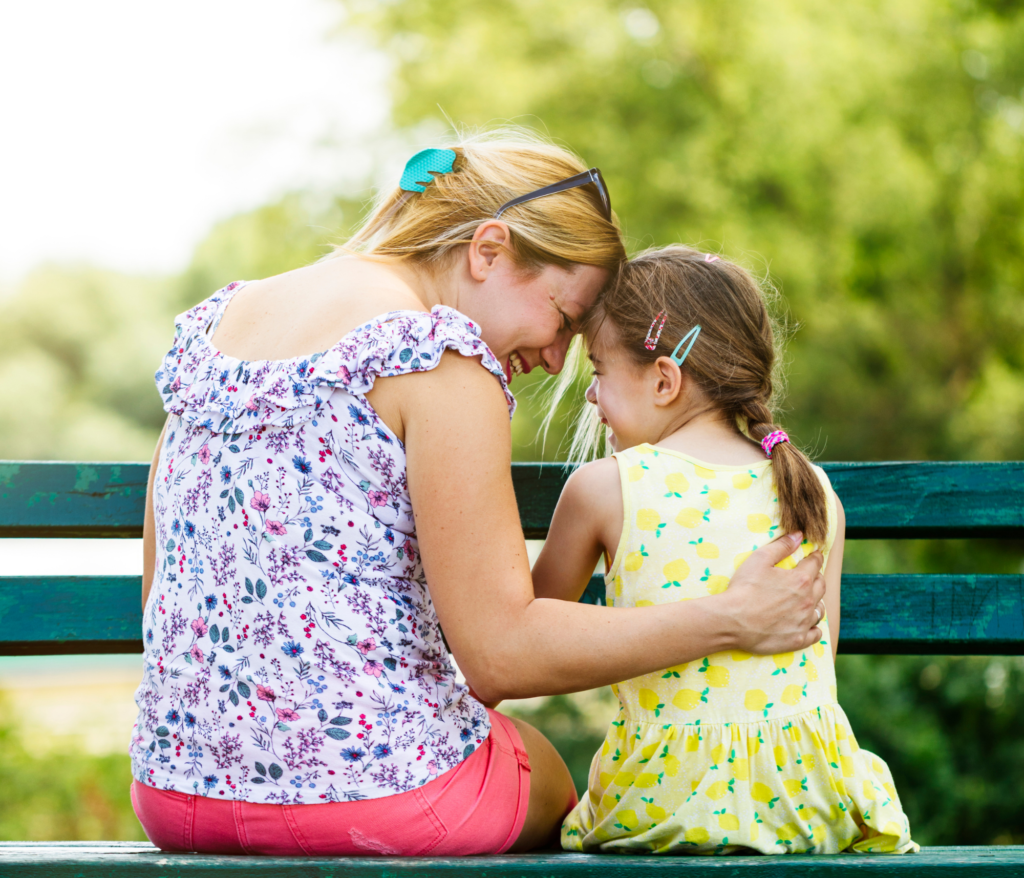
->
[131, 281, 514, 804]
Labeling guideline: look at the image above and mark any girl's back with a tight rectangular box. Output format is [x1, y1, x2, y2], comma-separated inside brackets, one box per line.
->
[563, 444, 914, 854]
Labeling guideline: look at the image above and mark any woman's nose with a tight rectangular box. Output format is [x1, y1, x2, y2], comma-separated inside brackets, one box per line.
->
[585, 377, 598, 404]
[539, 331, 572, 375]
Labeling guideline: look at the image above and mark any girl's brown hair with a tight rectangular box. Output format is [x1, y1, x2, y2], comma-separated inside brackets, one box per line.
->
[338, 128, 626, 275]
[574, 245, 829, 545]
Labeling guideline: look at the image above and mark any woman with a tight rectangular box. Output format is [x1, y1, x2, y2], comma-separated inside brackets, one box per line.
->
[132, 131, 827, 856]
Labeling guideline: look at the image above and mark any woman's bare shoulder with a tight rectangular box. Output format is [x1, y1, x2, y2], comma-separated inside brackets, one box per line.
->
[212, 257, 427, 361]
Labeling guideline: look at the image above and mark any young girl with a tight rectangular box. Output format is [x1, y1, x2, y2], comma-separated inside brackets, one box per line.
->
[533, 247, 918, 855]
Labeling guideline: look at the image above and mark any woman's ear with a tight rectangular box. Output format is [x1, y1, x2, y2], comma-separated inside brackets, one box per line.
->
[467, 220, 512, 281]
[652, 356, 685, 407]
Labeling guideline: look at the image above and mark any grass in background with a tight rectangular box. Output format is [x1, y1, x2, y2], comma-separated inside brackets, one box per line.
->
[0, 695, 143, 841]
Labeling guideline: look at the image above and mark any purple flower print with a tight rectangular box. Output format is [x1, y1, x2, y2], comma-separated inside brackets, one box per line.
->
[139, 294, 503, 805]
[363, 661, 384, 678]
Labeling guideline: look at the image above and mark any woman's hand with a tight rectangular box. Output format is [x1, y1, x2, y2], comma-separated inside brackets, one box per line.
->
[719, 533, 828, 655]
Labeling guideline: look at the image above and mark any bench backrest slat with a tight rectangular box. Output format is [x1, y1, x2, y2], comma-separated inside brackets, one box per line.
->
[4, 461, 1024, 540]
[4, 573, 1022, 657]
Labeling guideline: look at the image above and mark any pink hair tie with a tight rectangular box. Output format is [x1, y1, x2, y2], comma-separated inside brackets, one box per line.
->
[761, 430, 789, 458]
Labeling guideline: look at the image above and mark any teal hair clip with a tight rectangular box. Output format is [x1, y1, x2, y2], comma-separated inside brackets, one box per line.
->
[670, 325, 701, 366]
[399, 148, 457, 193]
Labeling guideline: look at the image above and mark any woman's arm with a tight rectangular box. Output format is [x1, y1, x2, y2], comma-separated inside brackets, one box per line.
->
[377, 352, 827, 703]
[141, 418, 169, 610]
[824, 493, 846, 661]
[531, 458, 620, 602]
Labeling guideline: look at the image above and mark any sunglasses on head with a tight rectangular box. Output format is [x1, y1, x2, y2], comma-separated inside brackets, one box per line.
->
[494, 168, 612, 221]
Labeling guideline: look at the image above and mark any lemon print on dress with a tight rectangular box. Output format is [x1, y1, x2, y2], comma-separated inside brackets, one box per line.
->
[776, 822, 801, 844]
[636, 508, 666, 536]
[784, 777, 808, 797]
[701, 485, 730, 510]
[781, 684, 805, 706]
[624, 544, 648, 572]
[732, 470, 759, 490]
[716, 810, 740, 831]
[771, 652, 795, 675]
[638, 688, 665, 716]
[615, 810, 639, 831]
[751, 783, 780, 809]
[675, 507, 708, 528]
[664, 472, 689, 496]
[672, 688, 705, 710]
[698, 657, 730, 688]
[746, 513, 778, 536]
[693, 464, 717, 479]
[706, 779, 735, 800]
[731, 757, 749, 780]
[689, 537, 719, 559]
[744, 689, 774, 717]
[644, 799, 667, 820]
[684, 827, 711, 845]
[701, 568, 730, 595]
[662, 558, 690, 588]
[628, 460, 650, 482]
[635, 772, 660, 788]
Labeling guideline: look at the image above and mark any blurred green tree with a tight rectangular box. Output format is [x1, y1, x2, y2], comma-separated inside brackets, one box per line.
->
[349, 0, 1024, 463]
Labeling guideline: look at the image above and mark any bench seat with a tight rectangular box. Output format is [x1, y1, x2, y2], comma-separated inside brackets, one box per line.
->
[2, 842, 1023, 876]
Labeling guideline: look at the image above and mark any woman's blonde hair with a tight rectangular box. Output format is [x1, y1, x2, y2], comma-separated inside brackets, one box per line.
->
[565, 246, 829, 545]
[340, 128, 626, 274]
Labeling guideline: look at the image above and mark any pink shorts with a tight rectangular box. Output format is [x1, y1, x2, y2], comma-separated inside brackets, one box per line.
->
[132, 710, 531, 857]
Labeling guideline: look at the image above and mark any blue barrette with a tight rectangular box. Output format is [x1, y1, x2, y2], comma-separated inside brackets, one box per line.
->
[399, 148, 457, 193]
[671, 325, 701, 366]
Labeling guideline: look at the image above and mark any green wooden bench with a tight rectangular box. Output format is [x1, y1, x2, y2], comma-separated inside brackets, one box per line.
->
[1, 459, 1022, 875]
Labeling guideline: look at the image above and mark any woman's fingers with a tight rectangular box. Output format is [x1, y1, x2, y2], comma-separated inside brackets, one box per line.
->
[726, 535, 833, 655]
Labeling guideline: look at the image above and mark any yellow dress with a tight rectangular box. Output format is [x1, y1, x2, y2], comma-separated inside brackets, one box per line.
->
[561, 444, 918, 855]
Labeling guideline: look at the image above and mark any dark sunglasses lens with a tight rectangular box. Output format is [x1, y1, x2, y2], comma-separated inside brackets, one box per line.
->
[593, 171, 611, 218]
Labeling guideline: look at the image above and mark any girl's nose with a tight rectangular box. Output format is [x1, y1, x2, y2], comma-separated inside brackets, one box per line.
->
[585, 377, 598, 404]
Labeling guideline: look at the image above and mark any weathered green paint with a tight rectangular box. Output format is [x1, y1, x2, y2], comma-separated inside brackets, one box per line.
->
[4, 574, 1021, 656]
[514, 461, 1024, 539]
[0, 461, 148, 538]
[0, 842, 1021, 876]
[3, 461, 1023, 540]
[0, 576, 143, 655]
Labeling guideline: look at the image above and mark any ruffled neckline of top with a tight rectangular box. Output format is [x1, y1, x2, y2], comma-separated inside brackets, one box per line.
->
[156, 281, 516, 433]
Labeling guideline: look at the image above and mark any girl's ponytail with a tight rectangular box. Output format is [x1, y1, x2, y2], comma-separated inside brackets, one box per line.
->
[738, 398, 830, 547]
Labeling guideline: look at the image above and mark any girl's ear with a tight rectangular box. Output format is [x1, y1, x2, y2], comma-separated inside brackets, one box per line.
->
[652, 356, 685, 407]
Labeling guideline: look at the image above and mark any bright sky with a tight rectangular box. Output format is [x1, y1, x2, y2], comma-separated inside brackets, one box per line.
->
[0, 0, 389, 283]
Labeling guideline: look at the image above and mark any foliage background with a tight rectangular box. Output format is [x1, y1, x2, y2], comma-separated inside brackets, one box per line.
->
[1, 0, 1022, 846]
